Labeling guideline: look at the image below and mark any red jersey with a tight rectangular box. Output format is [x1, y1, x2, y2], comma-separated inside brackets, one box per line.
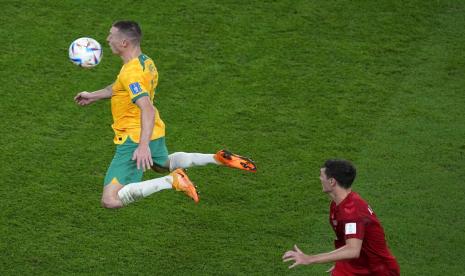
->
[329, 192, 400, 276]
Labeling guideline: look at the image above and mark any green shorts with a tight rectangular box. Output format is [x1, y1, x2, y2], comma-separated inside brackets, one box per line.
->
[104, 137, 169, 186]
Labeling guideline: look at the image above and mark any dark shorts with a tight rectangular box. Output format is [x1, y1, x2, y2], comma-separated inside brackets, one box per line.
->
[103, 137, 169, 185]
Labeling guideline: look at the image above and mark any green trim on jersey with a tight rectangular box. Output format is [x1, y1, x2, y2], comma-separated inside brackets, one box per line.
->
[103, 137, 169, 186]
[132, 92, 149, 103]
[138, 54, 149, 71]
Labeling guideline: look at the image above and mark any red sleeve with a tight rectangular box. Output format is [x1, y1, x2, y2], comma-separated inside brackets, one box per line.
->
[342, 219, 366, 240]
[339, 198, 368, 241]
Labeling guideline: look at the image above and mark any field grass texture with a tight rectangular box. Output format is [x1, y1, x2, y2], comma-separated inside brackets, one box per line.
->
[1, 1, 464, 275]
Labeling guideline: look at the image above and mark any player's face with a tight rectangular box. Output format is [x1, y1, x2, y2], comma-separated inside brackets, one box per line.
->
[107, 27, 125, 54]
[320, 168, 333, 193]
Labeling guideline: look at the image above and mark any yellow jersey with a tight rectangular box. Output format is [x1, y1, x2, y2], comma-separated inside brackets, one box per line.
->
[111, 54, 165, 144]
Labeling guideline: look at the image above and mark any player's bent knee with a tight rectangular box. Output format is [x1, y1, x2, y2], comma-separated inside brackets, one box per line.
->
[101, 198, 123, 209]
[101, 182, 124, 208]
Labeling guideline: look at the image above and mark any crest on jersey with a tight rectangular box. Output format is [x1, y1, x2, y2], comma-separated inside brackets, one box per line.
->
[129, 82, 143, 95]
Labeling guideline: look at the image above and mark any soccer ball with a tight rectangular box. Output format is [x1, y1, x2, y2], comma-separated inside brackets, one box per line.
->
[68, 37, 103, 68]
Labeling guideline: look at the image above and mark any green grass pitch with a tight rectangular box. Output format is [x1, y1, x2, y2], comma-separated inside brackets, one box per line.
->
[1, 1, 464, 275]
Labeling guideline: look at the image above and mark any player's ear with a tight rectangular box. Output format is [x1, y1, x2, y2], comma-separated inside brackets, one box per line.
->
[330, 178, 336, 186]
[121, 39, 129, 48]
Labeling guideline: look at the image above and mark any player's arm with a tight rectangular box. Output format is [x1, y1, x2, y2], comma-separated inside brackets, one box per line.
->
[132, 96, 155, 171]
[74, 83, 113, 105]
[282, 239, 362, 269]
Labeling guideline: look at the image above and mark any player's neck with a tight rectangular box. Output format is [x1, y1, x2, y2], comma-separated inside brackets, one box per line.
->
[331, 188, 352, 205]
[121, 46, 142, 64]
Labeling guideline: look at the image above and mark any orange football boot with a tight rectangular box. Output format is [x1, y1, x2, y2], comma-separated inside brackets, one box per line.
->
[214, 149, 257, 172]
[170, 168, 199, 203]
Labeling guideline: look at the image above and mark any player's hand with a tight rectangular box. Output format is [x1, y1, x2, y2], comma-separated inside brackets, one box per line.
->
[74, 91, 95, 106]
[282, 245, 309, 269]
[132, 144, 153, 171]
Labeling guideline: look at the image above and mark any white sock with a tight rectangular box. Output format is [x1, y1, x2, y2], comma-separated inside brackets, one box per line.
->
[168, 152, 220, 171]
[118, 175, 173, 206]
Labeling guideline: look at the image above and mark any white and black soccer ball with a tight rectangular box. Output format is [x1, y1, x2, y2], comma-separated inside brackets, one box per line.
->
[69, 37, 103, 68]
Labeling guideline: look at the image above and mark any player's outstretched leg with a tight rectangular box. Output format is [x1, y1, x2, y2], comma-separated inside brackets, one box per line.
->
[167, 152, 218, 171]
[166, 150, 257, 172]
[170, 168, 199, 203]
[214, 149, 257, 172]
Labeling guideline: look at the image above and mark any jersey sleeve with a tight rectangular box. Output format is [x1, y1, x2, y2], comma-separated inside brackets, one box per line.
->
[342, 219, 366, 240]
[338, 198, 370, 241]
[119, 71, 149, 103]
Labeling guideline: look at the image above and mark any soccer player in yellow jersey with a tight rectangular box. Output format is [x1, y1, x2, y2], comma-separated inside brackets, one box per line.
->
[74, 21, 256, 208]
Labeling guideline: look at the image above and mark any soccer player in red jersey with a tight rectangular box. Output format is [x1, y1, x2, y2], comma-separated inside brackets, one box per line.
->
[282, 159, 400, 275]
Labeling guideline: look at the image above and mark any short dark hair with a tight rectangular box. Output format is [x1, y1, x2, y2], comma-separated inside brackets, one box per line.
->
[112, 20, 142, 44]
[322, 159, 356, 189]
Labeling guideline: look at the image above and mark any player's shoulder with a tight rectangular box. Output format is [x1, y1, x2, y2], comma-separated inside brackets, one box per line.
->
[123, 59, 143, 72]
[339, 192, 369, 218]
[350, 192, 369, 206]
[119, 62, 144, 81]
[124, 55, 155, 73]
